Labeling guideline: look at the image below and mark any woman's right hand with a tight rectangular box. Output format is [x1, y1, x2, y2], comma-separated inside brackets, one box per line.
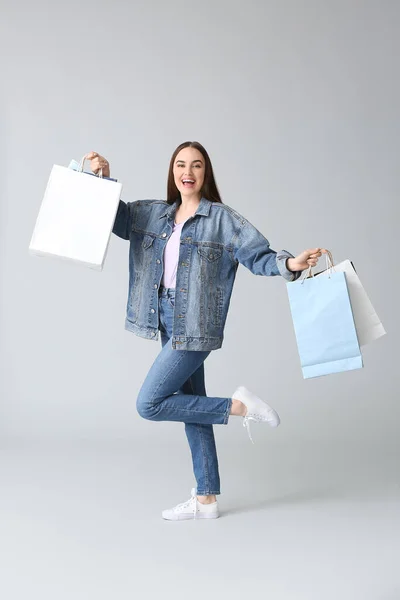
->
[85, 151, 110, 178]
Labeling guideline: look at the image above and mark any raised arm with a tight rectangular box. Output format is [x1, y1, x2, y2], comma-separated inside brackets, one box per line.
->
[112, 200, 135, 240]
[84, 150, 133, 241]
[232, 218, 302, 282]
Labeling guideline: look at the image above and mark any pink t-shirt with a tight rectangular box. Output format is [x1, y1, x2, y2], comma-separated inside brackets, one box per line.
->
[161, 218, 188, 288]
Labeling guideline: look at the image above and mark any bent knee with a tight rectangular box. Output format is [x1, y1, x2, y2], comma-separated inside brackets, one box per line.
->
[136, 395, 158, 420]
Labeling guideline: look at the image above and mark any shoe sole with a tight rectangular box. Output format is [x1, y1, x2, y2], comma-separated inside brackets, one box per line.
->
[162, 512, 220, 520]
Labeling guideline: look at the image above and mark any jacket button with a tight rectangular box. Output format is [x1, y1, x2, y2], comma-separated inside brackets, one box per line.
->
[151, 308, 155, 313]
[154, 284, 157, 289]
[162, 232, 167, 238]
[156, 259, 161, 264]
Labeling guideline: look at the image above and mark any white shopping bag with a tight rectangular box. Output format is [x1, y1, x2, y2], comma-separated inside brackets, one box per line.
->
[29, 156, 123, 270]
[316, 257, 386, 347]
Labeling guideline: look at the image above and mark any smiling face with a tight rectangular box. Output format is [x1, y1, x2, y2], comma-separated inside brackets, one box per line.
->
[173, 147, 205, 201]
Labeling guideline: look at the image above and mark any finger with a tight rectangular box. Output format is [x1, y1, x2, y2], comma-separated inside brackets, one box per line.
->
[303, 248, 319, 257]
[85, 151, 98, 160]
[92, 158, 109, 169]
[92, 160, 103, 173]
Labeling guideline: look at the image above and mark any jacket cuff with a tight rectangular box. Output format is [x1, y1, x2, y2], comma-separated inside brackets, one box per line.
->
[276, 250, 302, 282]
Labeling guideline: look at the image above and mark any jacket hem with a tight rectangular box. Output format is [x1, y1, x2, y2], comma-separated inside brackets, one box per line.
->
[124, 319, 222, 351]
[125, 319, 160, 341]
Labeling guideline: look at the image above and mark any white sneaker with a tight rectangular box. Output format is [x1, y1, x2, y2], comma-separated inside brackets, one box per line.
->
[162, 488, 220, 520]
[232, 385, 281, 444]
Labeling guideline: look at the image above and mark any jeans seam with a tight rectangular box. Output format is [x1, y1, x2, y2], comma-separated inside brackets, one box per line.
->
[199, 426, 210, 493]
[153, 406, 228, 416]
[187, 375, 210, 496]
[149, 346, 187, 406]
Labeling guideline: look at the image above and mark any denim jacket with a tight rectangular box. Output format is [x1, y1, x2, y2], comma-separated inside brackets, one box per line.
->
[111, 195, 302, 351]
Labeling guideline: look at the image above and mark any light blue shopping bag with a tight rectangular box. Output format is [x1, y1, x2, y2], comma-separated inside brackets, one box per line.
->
[286, 266, 363, 379]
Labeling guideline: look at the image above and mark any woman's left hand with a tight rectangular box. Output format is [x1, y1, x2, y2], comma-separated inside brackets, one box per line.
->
[85, 151, 111, 178]
[287, 248, 327, 272]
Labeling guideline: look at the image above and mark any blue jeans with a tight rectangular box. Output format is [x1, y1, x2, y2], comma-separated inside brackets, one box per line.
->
[136, 286, 233, 495]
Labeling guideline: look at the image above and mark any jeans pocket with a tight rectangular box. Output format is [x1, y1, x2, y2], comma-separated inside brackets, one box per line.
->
[167, 295, 175, 309]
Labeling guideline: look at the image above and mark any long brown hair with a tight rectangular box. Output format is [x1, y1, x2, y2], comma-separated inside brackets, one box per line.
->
[166, 141, 223, 205]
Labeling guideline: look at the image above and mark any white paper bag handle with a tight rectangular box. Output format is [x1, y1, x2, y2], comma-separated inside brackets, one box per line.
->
[300, 249, 335, 285]
[77, 155, 103, 178]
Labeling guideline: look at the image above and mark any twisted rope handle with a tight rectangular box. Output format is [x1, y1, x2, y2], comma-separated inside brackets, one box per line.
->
[300, 249, 335, 285]
[77, 155, 103, 178]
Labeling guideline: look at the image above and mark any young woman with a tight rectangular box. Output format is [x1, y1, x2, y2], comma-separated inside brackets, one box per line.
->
[85, 142, 324, 520]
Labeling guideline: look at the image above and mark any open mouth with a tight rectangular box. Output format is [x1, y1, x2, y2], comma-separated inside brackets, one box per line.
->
[182, 179, 195, 187]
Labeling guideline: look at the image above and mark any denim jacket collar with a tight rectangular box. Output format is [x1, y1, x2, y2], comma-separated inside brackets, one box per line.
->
[158, 196, 212, 219]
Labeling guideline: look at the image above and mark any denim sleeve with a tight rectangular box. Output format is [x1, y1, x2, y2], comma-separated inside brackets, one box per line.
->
[83, 172, 132, 241]
[112, 199, 134, 240]
[233, 220, 302, 282]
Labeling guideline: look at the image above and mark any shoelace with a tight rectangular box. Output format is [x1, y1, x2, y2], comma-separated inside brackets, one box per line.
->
[243, 415, 261, 444]
[174, 488, 198, 519]
[243, 408, 276, 444]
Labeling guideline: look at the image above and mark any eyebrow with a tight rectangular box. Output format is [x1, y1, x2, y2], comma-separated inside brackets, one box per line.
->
[175, 159, 203, 164]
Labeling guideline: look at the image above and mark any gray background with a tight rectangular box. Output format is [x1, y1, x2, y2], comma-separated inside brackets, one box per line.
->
[1, 1, 398, 599]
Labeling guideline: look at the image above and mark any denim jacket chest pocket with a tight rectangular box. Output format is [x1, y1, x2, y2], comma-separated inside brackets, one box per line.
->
[142, 233, 155, 250]
[134, 233, 156, 273]
[197, 244, 223, 279]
